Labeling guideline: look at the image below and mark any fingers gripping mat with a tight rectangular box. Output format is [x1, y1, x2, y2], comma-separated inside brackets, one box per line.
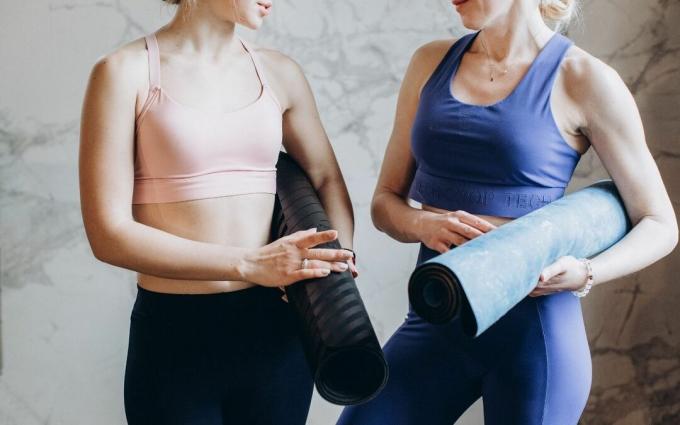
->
[408, 179, 632, 337]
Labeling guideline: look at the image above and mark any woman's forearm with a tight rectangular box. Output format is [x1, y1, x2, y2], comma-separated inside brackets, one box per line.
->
[589, 214, 678, 286]
[316, 174, 355, 249]
[371, 191, 427, 244]
[92, 220, 249, 281]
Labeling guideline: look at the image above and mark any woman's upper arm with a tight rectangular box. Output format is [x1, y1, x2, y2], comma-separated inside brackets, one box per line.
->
[263, 50, 340, 184]
[79, 47, 144, 258]
[373, 40, 455, 202]
[573, 54, 677, 235]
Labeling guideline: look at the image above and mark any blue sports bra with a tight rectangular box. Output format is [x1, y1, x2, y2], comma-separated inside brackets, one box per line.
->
[408, 31, 583, 218]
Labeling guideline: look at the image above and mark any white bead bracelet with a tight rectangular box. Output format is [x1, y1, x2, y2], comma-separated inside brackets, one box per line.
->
[572, 258, 594, 298]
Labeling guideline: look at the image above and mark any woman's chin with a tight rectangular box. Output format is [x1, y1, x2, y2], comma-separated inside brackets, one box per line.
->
[462, 23, 483, 31]
[238, 19, 263, 31]
[458, 15, 484, 31]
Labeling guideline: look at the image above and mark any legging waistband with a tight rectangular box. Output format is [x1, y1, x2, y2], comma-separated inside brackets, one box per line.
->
[133, 283, 285, 320]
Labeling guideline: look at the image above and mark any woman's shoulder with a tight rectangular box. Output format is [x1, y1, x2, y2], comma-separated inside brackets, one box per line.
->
[247, 41, 304, 81]
[88, 36, 149, 89]
[557, 38, 638, 134]
[413, 37, 461, 60]
[407, 37, 464, 76]
[397, 37, 463, 94]
[237, 40, 311, 111]
[560, 41, 626, 103]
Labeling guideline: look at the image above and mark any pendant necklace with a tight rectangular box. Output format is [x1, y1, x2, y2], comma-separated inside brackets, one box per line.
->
[479, 30, 509, 82]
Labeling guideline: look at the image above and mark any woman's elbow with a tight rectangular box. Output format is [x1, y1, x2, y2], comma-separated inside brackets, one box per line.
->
[370, 192, 388, 233]
[650, 212, 679, 258]
[370, 203, 381, 233]
[88, 233, 117, 264]
[666, 216, 679, 254]
[84, 219, 127, 264]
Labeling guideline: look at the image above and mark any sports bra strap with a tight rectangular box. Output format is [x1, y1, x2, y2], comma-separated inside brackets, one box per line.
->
[238, 37, 270, 88]
[533, 33, 573, 100]
[144, 34, 161, 89]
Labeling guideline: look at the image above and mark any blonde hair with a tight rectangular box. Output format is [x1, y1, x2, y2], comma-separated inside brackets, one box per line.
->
[161, 0, 197, 16]
[539, 0, 580, 31]
[162, 0, 196, 6]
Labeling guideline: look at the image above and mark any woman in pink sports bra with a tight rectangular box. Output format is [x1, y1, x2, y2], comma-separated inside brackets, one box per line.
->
[79, 1, 355, 423]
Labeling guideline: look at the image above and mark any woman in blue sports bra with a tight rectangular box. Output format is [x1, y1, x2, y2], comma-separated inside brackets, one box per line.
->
[337, 0, 677, 424]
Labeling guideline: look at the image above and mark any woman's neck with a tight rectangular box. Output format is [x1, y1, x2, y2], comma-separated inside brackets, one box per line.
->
[474, 7, 554, 64]
[160, 5, 241, 59]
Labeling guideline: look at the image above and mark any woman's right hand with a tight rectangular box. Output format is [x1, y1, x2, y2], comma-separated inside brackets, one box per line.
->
[417, 210, 498, 254]
[239, 228, 354, 287]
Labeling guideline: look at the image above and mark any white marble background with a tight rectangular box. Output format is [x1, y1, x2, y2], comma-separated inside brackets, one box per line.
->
[0, 0, 678, 424]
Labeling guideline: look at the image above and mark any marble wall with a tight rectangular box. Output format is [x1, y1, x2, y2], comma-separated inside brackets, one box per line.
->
[0, 0, 677, 424]
[568, 1, 680, 423]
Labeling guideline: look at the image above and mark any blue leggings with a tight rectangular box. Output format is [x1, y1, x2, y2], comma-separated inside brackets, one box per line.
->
[124, 284, 314, 425]
[337, 245, 591, 425]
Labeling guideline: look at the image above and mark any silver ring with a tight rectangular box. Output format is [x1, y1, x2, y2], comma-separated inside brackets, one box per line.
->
[301, 258, 309, 269]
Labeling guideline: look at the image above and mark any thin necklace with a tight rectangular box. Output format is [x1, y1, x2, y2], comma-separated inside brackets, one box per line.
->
[479, 30, 509, 82]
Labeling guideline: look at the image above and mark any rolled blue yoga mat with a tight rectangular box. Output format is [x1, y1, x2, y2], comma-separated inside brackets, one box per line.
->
[408, 179, 632, 337]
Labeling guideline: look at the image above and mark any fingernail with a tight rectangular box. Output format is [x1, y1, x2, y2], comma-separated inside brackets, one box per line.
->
[338, 263, 348, 270]
[322, 269, 331, 275]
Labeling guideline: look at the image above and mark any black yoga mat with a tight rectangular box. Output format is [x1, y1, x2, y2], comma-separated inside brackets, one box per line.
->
[271, 151, 388, 406]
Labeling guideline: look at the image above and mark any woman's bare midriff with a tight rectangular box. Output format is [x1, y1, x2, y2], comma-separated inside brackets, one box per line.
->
[421, 204, 515, 228]
[132, 193, 276, 294]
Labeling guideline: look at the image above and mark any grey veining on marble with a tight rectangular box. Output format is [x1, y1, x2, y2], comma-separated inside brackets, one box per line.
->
[0, 0, 678, 424]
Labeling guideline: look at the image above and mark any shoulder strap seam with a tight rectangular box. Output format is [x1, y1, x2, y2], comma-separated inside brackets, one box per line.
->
[422, 31, 478, 94]
[238, 37, 284, 112]
[136, 34, 161, 131]
[532, 34, 575, 112]
[144, 34, 161, 89]
[238, 37, 271, 89]
[135, 87, 160, 135]
[542, 34, 574, 89]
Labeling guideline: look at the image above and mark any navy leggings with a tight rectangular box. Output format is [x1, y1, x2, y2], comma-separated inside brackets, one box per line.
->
[124, 284, 314, 425]
[337, 244, 592, 425]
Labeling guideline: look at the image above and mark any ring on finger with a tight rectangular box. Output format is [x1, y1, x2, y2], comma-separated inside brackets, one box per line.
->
[301, 258, 309, 269]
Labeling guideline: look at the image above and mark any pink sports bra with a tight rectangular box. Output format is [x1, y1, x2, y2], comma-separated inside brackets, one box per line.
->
[132, 33, 283, 204]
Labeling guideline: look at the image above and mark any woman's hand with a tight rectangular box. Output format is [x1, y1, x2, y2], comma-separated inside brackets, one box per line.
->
[417, 210, 497, 254]
[346, 256, 358, 278]
[239, 228, 353, 287]
[529, 255, 589, 297]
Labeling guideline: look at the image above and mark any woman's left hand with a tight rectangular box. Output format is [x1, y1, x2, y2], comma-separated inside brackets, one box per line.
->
[529, 255, 589, 297]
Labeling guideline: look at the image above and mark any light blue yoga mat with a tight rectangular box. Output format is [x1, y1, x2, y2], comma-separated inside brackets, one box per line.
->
[408, 179, 632, 337]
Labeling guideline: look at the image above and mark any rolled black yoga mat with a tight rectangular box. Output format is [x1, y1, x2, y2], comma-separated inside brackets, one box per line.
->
[271, 151, 388, 406]
[408, 179, 632, 337]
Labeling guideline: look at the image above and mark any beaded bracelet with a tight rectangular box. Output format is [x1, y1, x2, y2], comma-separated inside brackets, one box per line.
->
[572, 258, 594, 298]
